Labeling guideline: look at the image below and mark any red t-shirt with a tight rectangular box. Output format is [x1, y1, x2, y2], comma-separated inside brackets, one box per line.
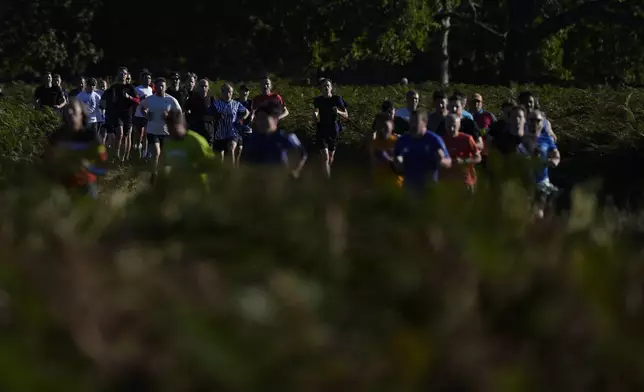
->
[251, 93, 285, 111]
[443, 133, 479, 185]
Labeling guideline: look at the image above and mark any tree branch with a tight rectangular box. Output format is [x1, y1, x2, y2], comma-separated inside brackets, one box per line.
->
[441, 12, 507, 38]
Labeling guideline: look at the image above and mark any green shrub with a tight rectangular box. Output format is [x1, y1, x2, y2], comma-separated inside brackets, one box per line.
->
[1, 171, 644, 391]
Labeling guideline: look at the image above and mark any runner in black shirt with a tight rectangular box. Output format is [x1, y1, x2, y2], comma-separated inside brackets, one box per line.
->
[100, 67, 139, 162]
[34, 72, 66, 110]
[52, 74, 69, 109]
[184, 78, 216, 145]
[313, 78, 348, 178]
[167, 72, 189, 108]
[234, 84, 253, 165]
[68, 76, 85, 98]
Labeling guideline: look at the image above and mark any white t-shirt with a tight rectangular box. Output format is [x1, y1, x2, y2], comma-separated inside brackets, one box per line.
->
[140, 94, 181, 135]
[134, 85, 154, 118]
[76, 90, 103, 123]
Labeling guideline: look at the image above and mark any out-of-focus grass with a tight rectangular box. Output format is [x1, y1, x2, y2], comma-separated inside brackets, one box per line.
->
[1, 169, 644, 391]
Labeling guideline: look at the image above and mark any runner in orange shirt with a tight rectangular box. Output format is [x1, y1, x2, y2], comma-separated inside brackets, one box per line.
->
[441, 113, 481, 192]
[370, 112, 403, 188]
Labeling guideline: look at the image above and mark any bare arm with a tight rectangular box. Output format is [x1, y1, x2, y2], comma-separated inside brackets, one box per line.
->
[279, 106, 290, 120]
[437, 149, 452, 169]
[548, 148, 560, 167]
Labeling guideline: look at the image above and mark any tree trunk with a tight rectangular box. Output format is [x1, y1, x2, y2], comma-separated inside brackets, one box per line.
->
[439, 14, 451, 86]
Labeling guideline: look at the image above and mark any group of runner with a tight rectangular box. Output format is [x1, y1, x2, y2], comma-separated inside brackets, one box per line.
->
[36, 66, 560, 218]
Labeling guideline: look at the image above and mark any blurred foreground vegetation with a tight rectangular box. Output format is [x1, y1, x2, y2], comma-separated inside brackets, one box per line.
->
[1, 82, 644, 390]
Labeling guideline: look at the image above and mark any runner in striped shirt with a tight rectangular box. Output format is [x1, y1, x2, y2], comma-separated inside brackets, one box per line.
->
[210, 83, 249, 165]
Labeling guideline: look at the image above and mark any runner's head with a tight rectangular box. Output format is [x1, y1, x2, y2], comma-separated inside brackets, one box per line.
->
[186, 72, 197, 91]
[125, 74, 132, 84]
[86, 78, 97, 93]
[155, 77, 167, 96]
[220, 83, 233, 101]
[518, 91, 538, 112]
[444, 113, 461, 137]
[260, 77, 272, 94]
[509, 106, 526, 135]
[197, 78, 210, 95]
[98, 79, 108, 91]
[527, 109, 545, 136]
[453, 90, 467, 109]
[254, 100, 283, 134]
[43, 72, 53, 87]
[75, 76, 86, 90]
[166, 109, 187, 138]
[63, 99, 88, 132]
[380, 100, 395, 119]
[169, 72, 180, 89]
[374, 112, 394, 139]
[239, 84, 250, 100]
[432, 90, 447, 114]
[471, 93, 483, 112]
[501, 99, 516, 119]
[406, 90, 419, 111]
[140, 69, 152, 87]
[116, 67, 128, 83]
[409, 110, 428, 137]
[320, 78, 333, 96]
[53, 74, 62, 87]
[448, 94, 463, 116]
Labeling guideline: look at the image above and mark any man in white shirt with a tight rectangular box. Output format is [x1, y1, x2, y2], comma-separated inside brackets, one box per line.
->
[75, 78, 102, 137]
[134, 70, 154, 159]
[139, 77, 182, 179]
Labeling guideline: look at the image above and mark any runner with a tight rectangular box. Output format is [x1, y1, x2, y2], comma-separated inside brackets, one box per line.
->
[313, 78, 348, 178]
[96, 79, 108, 144]
[243, 100, 307, 177]
[52, 74, 69, 110]
[45, 99, 107, 199]
[518, 109, 561, 219]
[68, 76, 85, 98]
[34, 72, 66, 110]
[139, 77, 182, 182]
[167, 72, 189, 108]
[133, 70, 154, 159]
[439, 94, 483, 150]
[470, 93, 497, 132]
[518, 91, 557, 141]
[75, 78, 102, 137]
[211, 83, 249, 166]
[427, 90, 448, 132]
[394, 90, 419, 135]
[489, 105, 525, 155]
[453, 91, 474, 120]
[185, 78, 215, 146]
[441, 113, 481, 193]
[160, 109, 217, 192]
[251, 77, 289, 120]
[100, 67, 139, 162]
[185, 73, 197, 93]
[234, 84, 253, 166]
[393, 110, 451, 193]
[370, 112, 402, 188]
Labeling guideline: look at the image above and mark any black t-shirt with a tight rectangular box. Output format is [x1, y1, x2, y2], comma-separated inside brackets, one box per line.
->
[437, 116, 481, 140]
[35, 85, 64, 107]
[313, 95, 346, 132]
[102, 83, 138, 117]
[490, 124, 522, 155]
[167, 88, 189, 108]
[185, 92, 214, 126]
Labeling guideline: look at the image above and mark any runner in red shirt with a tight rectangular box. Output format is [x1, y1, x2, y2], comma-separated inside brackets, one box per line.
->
[442, 113, 481, 193]
[251, 77, 289, 121]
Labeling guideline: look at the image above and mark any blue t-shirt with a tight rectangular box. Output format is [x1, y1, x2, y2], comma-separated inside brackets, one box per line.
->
[394, 131, 449, 190]
[244, 130, 307, 165]
[517, 132, 557, 183]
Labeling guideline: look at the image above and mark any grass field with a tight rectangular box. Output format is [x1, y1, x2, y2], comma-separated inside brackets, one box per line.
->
[1, 81, 644, 390]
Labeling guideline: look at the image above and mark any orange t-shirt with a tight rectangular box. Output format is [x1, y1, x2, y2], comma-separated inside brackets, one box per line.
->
[443, 133, 478, 185]
[370, 134, 403, 187]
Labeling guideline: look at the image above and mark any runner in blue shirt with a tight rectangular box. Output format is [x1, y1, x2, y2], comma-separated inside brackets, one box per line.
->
[243, 101, 307, 178]
[394, 110, 451, 192]
[518, 109, 561, 219]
